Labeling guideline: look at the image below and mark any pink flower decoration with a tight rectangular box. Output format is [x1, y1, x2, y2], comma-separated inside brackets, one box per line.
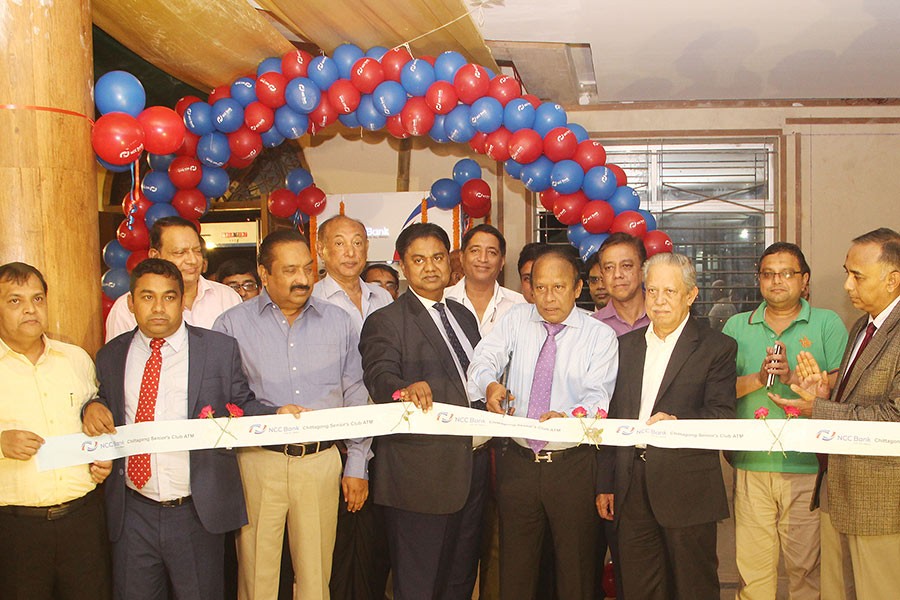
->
[226, 403, 244, 418]
[754, 407, 769, 419]
[596, 408, 608, 419]
[392, 389, 403, 401]
[572, 406, 588, 418]
[199, 404, 215, 419]
[784, 406, 801, 418]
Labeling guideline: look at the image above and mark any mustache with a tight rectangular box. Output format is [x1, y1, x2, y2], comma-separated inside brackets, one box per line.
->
[291, 284, 311, 292]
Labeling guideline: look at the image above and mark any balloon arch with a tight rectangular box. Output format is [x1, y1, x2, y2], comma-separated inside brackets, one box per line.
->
[95, 44, 674, 305]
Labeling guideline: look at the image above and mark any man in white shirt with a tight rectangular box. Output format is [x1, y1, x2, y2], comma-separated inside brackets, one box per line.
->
[445, 224, 525, 336]
[105, 216, 240, 341]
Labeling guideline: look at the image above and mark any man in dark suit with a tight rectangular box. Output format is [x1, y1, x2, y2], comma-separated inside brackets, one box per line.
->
[359, 223, 486, 600]
[82, 258, 301, 600]
[597, 252, 737, 600]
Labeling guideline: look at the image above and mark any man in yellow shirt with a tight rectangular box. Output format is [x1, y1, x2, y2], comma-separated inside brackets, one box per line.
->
[0, 262, 112, 599]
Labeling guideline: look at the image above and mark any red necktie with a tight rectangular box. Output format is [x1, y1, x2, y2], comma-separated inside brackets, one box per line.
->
[127, 338, 164, 489]
[835, 322, 876, 402]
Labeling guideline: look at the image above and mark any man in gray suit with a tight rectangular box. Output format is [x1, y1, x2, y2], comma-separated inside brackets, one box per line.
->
[772, 227, 900, 599]
[83, 258, 301, 600]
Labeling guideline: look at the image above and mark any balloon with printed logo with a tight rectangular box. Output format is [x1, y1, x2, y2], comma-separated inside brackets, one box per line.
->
[333, 43, 365, 79]
[400, 59, 436, 97]
[255, 72, 287, 108]
[260, 126, 285, 148]
[429, 114, 449, 143]
[228, 154, 255, 170]
[147, 152, 176, 172]
[172, 189, 208, 221]
[433, 51, 467, 82]
[608, 185, 641, 215]
[610, 210, 647, 237]
[539, 188, 560, 212]
[400, 97, 435, 137]
[357, 95, 388, 131]
[207, 84, 230, 105]
[212, 98, 244, 133]
[282, 48, 314, 80]
[121, 190, 150, 222]
[351, 57, 384, 94]
[581, 200, 615, 233]
[141, 171, 176, 203]
[177, 131, 200, 157]
[101, 268, 131, 300]
[533, 102, 567, 137]
[579, 233, 609, 261]
[297, 185, 327, 216]
[461, 178, 491, 218]
[196, 132, 230, 167]
[326, 79, 361, 114]
[606, 163, 627, 187]
[485, 127, 512, 162]
[638, 209, 657, 231]
[469, 131, 488, 154]
[182, 102, 214, 136]
[137, 107, 185, 155]
[95, 71, 146, 117]
[116, 219, 150, 251]
[543, 127, 578, 162]
[197, 166, 230, 198]
[452, 158, 482, 185]
[488, 75, 521, 106]
[429, 178, 461, 209]
[175, 95, 202, 117]
[125, 249, 149, 273]
[386, 115, 410, 139]
[573, 140, 606, 171]
[553, 191, 588, 225]
[244, 101, 274, 133]
[453, 64, 490, 104]
[338, 112, 360, 128]
[230, 77, 257, 107]
[444, 104, 475, 143]
[92, 112, 145, 165]
[373, 80, 407, 116]
[228, 126, 262, 162]
[285, 77, 322, 114]
[523, 94, 541, 108]
[520, 155, 555, 193]
[508, 128, 543, 164]
[550, 159, 584, 195]
[366, 46, 388, 60]
[425, 81, 458, 115]
[308, 96, 339, 132]
[469, 97, 503, 133]
[380, 46, 413, 82]
[267, 188, 299, 218]
[568, 122, 589, 143]
[286, 168, 313, 194]
[96, 157, 132, 173]
[144, 202, 180, 229]
[168, 156, 203, 189]
[583, 166, 618, 200]
[566, 223, 590, 247]
[503, 98, 536, 132]
[505, 159, 523, 180]
[643, 230, 673, 257]
[256, 57, 282, 77]
[274, 105, 309, 139]
[103, 239, 130, 270]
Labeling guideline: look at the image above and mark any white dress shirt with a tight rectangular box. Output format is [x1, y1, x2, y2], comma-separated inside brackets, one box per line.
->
[847, 294, 900, 366]
[444, 278, 526, 336]
[124, 323, 191, 501]
[637, 315, 691, 447]
[312, 274, 393, 333]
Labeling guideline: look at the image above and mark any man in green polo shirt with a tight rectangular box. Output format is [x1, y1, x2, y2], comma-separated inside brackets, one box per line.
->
[723, 242, 848, 600]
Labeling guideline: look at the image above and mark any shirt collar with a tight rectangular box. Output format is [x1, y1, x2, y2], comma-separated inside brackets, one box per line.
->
[645, 313, 690, 345]
[872, 294, 900, 329]
[528, 303, 583, 329]
[193, 276, 214, 302]
[446, 277, 503, 308]
[0, 334, 57, 364]
[135, 321, 188, 352]
[748, 298, 811, 325]
[255, 287, 320, 317]
[409, 286, 446, 310]
[320, 274, 378, 301]
[594, 301, 646, 324]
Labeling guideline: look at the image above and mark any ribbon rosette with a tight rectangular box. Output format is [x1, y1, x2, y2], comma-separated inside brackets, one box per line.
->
[573, 406, 606, 448]
[202, 403, 243, 448]
[755, 405, 798, 456]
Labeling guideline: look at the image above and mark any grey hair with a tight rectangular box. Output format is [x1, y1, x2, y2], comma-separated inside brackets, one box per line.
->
[643, 252, 697, 290]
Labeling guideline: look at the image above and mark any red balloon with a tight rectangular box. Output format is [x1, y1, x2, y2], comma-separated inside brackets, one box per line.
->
[539, 189, 560, 212]
[228, 154, 255, 169]
[116, 219, 150, 251]
[297, 185, 327, 216]
[92, 113, 145, 165]
[138, 107, 185, 155]
[228, 126, 263, 161]
[453, 64, 490, 105]
[175, 95, 202, 117]
[581, 200, 615, 234]
[102, 293, 116, 321]
[610, 210, 647, 237]
[244, 101, 275, 132]
[553, 191, 588, 225]
[350, 58, 385, 94]
[643, 230, 674, 257]
[282, 49, 314, 79]
[327, 79, 361, 114]
[419, 55, 436, 66]
[380, 47, 413, 82]
[469, 131, 489, 154]
[125, 249, 149, 273]
[386, 115, 410, 139]
[573, 140, 607, 171]
[256, 72, 287, 108]
[267, 188, 299, 218]
[208, 85, 230, 104]
[425, 81, 458, 115]
[485, 127, 512, 162]
[172, 189, 208, 220]
[168, 156, 203, 190]
[400, 97, 435, 137]
[508, 129, 543, 164]
[488, 75, 521, 107]
[606, 163, 628, 187]
[176, 131, 200, 156]
[523, 94, 541, 108]
[309, 98, 339, 130]
[543, 127, 578, 162]
[123, 191, 152, 220]
[461, 178, 491, 218]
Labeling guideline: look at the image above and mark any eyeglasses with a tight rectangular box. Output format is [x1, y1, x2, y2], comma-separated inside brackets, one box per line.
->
[757, 270, 802, 281]
[227, 282, 259, 292]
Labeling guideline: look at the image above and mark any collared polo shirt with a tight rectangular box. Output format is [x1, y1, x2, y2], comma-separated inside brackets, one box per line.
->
[591, 301, 650, 337]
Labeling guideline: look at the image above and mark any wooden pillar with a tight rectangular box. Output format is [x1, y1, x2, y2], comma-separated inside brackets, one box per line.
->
[0, 1, 102, 354]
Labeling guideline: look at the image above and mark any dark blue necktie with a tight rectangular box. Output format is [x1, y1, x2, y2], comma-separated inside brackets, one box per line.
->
[434, 302, 470, 376]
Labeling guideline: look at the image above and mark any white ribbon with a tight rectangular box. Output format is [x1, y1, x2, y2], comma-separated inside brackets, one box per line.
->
[35, 402, 900, 471]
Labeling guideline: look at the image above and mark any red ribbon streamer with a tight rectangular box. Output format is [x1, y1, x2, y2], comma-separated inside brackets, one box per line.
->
[0, 104, 94, 124]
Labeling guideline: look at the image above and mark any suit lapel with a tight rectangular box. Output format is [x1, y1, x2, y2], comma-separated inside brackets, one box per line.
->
[108, 333, 133, 424]
[404, 293, 468, 399]
[653, 318, 700, 409]
[627, 338, 648, 419]
[838, 302, 900, 401]
[447, 299, 481, 348]
[186, 325, 206, 418]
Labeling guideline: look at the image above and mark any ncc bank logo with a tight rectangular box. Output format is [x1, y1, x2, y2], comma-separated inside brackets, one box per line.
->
[816, 429, 837, 442]
[436, 412, 454, 424]
[248, 424, 267, 434]
[81, 441, 98, 452]
[617, 426, 636, 435]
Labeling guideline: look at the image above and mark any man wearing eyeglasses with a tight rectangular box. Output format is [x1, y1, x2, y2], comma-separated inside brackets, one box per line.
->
[722, 242, 848, 600]
[592, 232, 650, 336]
[216, 259, 261, 301]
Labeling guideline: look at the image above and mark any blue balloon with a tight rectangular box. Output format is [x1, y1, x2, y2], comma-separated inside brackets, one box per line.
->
[505, 159, 523, 180]
[333, 43, 365, 79]
[103, 240, 130, 270]
[583, 166, 618, 201]
[101, 268, 131, 300]
[608, 186, 641, 215]
[286, 167, 314, 194]
[469, 97, 503, 133]
[147, 153, 176, 172]
[566, 223, 590, 246]
[400, 59, 435, 96]
[503, 98, 536, 132]
[95, 71, 146, 117]
[365, 46, 389, 61]
[274, 106, 309, 139]
[338, 112, 360, 128]
[429, 178, 462, 209]
[373, 81, 407, 116]
[444, 104, 475, 142]
[520, 156, 555, 193]
[551, 160, 585, 195]
[356, 95, 387, 131]
[260, 127, 286, 148]
[484, 67, 496, 79]
[285, 77, 322, 114]
[212, 98, 244, 133]
[197, 132, 230, 167]
[533, 102, 568, 137]
[433, 51, 467, 83]
[256, 57, 283, 77]
[308, 56, 339, 90]
[144, 203, 180, 230]
[183, 102, 215, 136]
[638, 209, 658, 231]
[429, 115, 449, 143]
[568, 122, 589, 142]
[96, 156, 131, 173]
[453, 159, 482, 185]
[230, 77, 257, 107]
[579, 233, 610, 261]
[141, 171, 176, 204]
[197, 167, 230, 198]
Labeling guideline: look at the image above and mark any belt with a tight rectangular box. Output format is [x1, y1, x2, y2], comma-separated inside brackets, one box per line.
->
[0, 488, 96, 521]
[634, 447, 647, 462]
[510, 442, 583, 464]
[263, 440, 334, 457]
[128, 488, 192, 508]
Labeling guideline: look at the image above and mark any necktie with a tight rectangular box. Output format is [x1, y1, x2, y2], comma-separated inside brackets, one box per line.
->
[526, 322, 566, 454]
[835, 322, 877, 402]
[434, 302, 470, 375]
[127, 338, 164, 489]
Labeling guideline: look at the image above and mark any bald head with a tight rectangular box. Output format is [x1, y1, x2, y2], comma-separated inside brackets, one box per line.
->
[317, 215, 370, 281]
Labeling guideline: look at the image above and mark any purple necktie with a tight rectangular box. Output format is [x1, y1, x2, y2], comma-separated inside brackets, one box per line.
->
[527, 322, 566, 454]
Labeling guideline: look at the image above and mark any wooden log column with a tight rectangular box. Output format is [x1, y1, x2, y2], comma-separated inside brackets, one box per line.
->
[0, 1, 102, 354]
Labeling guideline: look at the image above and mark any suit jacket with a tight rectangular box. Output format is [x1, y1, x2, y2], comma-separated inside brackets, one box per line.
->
[359, 291, 480, 514]
[598, 317, 737, 528]
[813, 299, 900, 536]
[94, 325, 276, 541]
